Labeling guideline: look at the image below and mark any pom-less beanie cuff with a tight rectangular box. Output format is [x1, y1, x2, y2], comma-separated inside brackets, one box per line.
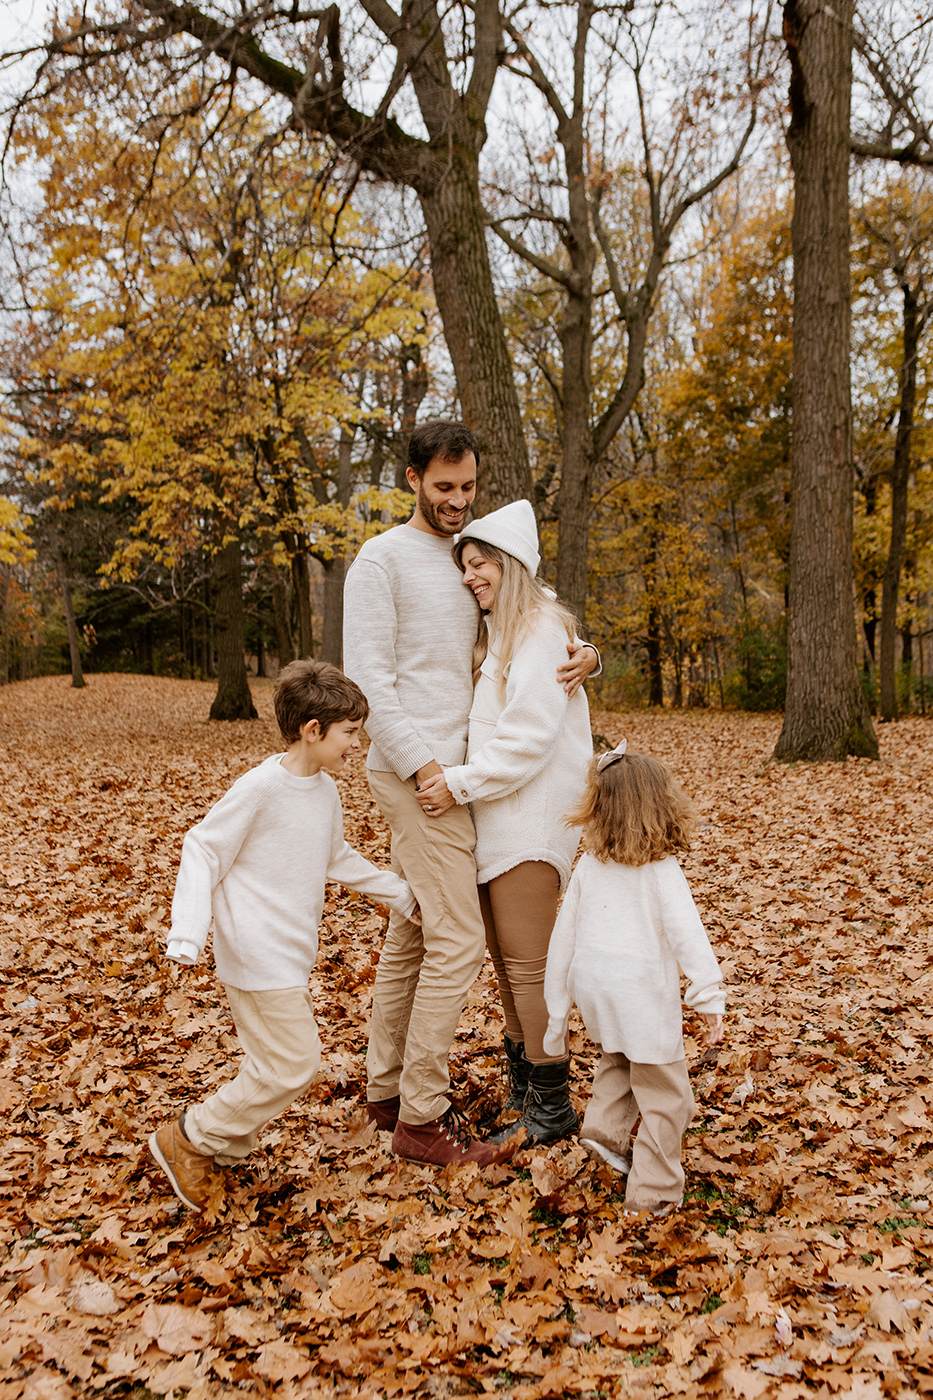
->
[456, 499, 540, 575]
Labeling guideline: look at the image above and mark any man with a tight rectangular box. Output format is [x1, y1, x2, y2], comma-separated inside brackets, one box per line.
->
[343, 420, 597, 1166]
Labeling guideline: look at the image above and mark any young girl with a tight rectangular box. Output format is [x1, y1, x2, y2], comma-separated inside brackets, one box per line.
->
[543, 741, 725, 1217]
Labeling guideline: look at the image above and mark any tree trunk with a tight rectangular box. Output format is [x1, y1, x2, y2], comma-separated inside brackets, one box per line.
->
[319, 426, 354, 666]
[54, 543, 86, 689]
[646, 607, 664, 706]
[209, 535, 258, 721]
[774, 0, 878, 761]
[291, 550, 313, 658]
[270, 565, 295, 667]
[879, 280, 919, 721]
[419, 159, 532, 513]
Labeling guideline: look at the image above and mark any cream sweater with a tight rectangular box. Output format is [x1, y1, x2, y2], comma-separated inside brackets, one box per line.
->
[442, 611, 592, 889]
[166, 755, 416, 990]
[543, 853, 725, 1063]
[343, 526, 478, 776]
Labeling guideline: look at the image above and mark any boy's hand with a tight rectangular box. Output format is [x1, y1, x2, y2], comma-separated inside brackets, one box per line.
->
[410, 903, 423, 927]
[699, 1013, 724, 1046]
[558, 642, 598, 697]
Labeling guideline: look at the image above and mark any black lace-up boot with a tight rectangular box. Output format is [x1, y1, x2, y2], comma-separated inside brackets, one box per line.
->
[518, 1057, 579, 1146]
[488, 1036, 532, 1143]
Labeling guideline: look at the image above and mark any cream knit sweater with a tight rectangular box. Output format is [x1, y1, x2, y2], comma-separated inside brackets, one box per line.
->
[442, 611, 592, 888]
[166, 755, 416, 990]
[543, 853, 725, 1062]
[343, 525, 478, 776]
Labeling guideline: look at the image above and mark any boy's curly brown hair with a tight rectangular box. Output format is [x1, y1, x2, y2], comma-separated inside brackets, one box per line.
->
[565, 750, 697, 866]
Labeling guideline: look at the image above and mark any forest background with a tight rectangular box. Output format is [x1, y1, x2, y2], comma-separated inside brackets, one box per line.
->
[2, 7, 933, 1397]
[0, 0, 931, 748]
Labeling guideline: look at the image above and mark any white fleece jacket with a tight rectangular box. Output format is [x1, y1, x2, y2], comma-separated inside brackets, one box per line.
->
[543, 852, 725, 1063]
[442, 611, 592, 888]
[167, 755, 416, 990]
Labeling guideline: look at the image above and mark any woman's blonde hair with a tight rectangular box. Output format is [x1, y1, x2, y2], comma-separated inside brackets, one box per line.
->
[453, 538, 577, 686]
[565, 751, 697, 866]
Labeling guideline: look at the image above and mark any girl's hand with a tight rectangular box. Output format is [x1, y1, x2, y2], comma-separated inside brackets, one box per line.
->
[410, 903, 423, 927]
[699, 1013, 724, 1046]
[415, 772, 455, 816]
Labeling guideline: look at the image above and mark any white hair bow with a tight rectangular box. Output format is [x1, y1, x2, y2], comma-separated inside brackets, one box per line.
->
[596, 737, 627, 773]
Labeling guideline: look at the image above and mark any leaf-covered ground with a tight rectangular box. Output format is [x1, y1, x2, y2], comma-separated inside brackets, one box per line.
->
[2, 675, 932, 1400]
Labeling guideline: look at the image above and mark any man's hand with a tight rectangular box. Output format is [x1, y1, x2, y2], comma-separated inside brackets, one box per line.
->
[415, 771, 456, 816]
[699, 1013, 724, 1046]
[558, 642, 598, 698]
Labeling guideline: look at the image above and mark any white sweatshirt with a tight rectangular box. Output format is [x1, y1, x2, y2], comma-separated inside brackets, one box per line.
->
[342, 526, 479, 776]
[167, 755, 417, 990]
[543, 852, 725, 1063]
[442, 611, 592, 889]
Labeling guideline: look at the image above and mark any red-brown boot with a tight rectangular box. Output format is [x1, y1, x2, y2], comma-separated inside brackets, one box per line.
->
[393, 1105, 519, 1167]
[367, 1095, 400, 1131]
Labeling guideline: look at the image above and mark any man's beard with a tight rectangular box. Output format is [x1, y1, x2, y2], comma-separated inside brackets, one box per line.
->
[416, 484, 469, 535]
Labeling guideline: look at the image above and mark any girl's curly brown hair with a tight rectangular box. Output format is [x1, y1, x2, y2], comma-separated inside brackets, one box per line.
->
[565, 751, 697, 866]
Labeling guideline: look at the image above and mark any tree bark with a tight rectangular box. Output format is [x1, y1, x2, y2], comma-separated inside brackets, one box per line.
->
[209, 535, 258, 720]
[270, 565, 295, 667]
[292, 549, 314, 658]
[773, 0, 878, 761]
[879, 279, 920, 720]
[419, 156, 532, 513]
[319, 426, 355, 666]
[54, 542, 86, 689]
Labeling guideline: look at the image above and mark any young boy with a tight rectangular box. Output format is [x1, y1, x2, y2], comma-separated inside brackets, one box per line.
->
[148, 660, 420, 1211]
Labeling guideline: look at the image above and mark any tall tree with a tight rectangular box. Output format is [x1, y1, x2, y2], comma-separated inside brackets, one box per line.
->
[774, 0, 878, 759]
[489, 0, 765, 621]
[774, 0, 933, 759]
[35, 0, 532, 510]
[855, 179, 933, 720]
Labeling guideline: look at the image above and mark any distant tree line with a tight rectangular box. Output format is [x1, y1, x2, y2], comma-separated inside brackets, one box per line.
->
[1, 0, 931, 749]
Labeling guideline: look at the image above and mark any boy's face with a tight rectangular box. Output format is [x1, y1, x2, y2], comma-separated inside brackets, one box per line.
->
[312, 717, 363, 771]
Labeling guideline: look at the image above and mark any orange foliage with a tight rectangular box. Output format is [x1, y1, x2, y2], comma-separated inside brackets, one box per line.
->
[1, 676, 932, 1396]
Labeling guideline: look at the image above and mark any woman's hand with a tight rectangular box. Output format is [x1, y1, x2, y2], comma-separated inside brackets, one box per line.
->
[415, 771, 456, 816]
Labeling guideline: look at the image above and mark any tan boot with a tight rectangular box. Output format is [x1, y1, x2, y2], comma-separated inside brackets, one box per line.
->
[148, 1115, 219, 1211]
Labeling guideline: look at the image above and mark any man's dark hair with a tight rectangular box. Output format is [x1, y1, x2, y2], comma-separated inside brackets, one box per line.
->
[273, 659, 368, 744]
[407, 419, 480, 479]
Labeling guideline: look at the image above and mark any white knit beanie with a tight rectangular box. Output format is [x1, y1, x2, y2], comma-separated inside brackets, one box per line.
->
[456, 499, 540, 576]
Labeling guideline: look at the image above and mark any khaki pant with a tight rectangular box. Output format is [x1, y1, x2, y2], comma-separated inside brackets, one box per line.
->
[480, 861, 564, 1064]
[185, 985, 321, 1164]
[365, 768, 486, 1125]
[582, 1048, 694, 1211]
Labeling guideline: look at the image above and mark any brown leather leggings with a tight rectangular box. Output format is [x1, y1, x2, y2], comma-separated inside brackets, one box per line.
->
[479, 860, 565, 1064]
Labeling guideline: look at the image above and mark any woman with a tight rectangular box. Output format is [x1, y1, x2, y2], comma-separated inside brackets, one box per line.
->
[415, 500, 592, 1144]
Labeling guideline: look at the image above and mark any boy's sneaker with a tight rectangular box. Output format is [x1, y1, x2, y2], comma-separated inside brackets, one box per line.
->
[581, 1136, 631, 1176]
[367, 1095, 401, 1131]
[623, 1199, 681, 1220]
[148, 1114, 219, 1211]
[393, 1105, 519, 1167]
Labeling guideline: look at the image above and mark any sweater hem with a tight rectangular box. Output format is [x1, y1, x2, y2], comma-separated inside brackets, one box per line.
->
[476, 849, 573, 892]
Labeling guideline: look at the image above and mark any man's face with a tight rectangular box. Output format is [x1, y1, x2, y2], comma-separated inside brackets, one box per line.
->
[407, 453, 477, 536]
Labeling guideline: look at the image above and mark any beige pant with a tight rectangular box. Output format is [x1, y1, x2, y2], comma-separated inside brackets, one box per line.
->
[365, 768, 486, 1125]
[582, 1048, 694, 1211]
[184, 985, 322, 1164]
[480, 861, 564, 1064]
